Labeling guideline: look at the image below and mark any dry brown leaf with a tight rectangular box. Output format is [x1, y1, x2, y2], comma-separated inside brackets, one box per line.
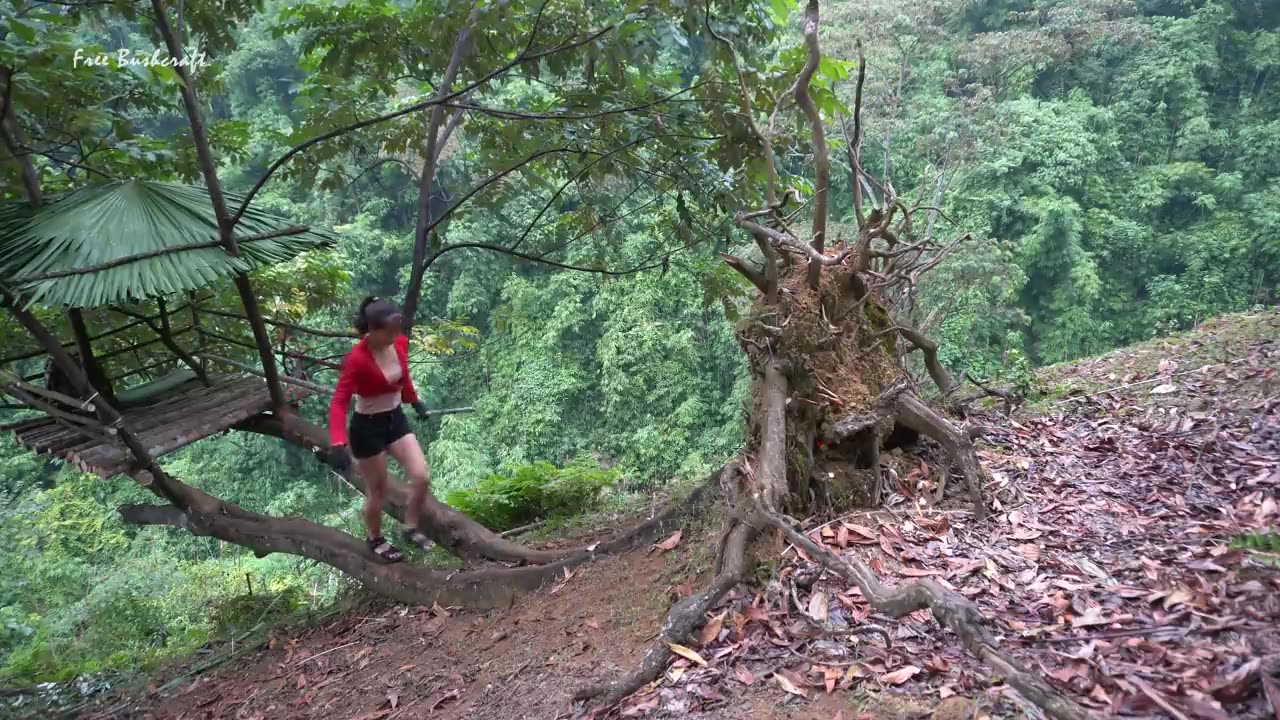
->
[1016, 544, 1041, 563]
[397, 664, 416, 672]
[775, 671, 808, 697]
[1162, 589, 1192, 609]
[667, 665, 686, 683]
[735, 666, 756, 685]
[698, 611, 726, 646]
[1260, 674, 1280, 720]
[296, 673, 307, 690]
[822, 666, 842, 694]
[668, 643, 708, 667]
[387, 692, 399, 710]
[1211, 658, 1261, 703]
[808, 592, 829, 622]
[654, 530, 683, 552]
[844, 523, 878, 543]
[620, 694, 660, 717]
[880, 665, 920, 685]
[925, 655, 950, 673]
[879, 531, 897, 558]
[1070, 606, 1109, 628]
[349, 711, 392, 720]
[431, 601, 451, 617]
[842, 664, 868, 684]
[939, 685, 957, 699]
[836, 525, 850, 548]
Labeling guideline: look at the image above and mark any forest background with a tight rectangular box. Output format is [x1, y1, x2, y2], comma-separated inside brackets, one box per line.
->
[0, 0, 1276, 688]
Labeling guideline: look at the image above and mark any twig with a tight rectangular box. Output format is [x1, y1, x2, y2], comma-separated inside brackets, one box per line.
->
[296, 640, 359, 666]
[1128, 675, 1192, 720]
[504, 658, 533, 684]
[499, 520, 544, 538]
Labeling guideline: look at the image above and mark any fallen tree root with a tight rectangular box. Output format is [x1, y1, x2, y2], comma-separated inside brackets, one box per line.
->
[239, 411, 718, 565]
[573, 520, 756, 707]
[118, 468, 721, 611]
[763, 506, 1096, 720]
[893, 393, 987, 518]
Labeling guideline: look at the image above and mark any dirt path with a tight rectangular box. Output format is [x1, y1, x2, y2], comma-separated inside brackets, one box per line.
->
[66, 311, 1280, 720]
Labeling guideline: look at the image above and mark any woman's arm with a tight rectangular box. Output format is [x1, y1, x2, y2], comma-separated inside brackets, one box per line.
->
[328, 350, 357, 446]
[396, 335, 421, 405]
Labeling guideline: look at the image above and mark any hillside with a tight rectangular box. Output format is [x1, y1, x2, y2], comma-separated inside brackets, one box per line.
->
[31, 308, 1277, 720]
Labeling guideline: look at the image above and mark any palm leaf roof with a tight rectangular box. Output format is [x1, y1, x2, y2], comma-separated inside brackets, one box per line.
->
[0, 180, 336, 308]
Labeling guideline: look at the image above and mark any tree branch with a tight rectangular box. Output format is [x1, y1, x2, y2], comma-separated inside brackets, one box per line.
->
[736, 217, 850, 267]
[404, 7, 481, 333]
[720, 253, 769, 294]
[231, 18, 615, 226]
[793, 0, 828, 289]
[150, 0, 286, 410]
[705, 0, 778, 206]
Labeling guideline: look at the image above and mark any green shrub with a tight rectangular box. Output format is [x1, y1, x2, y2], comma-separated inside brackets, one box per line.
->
[444, 457, 619, 530]
[1233, 531, 1280, 553]
[207, 586, 304, 639]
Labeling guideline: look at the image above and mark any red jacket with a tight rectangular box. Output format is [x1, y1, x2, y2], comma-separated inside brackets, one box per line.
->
[328, 335, 420, 446]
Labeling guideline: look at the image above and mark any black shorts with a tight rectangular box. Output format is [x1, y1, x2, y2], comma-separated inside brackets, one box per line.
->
[349, 407, 412, 459]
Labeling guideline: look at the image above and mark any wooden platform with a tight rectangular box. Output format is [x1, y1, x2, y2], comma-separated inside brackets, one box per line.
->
[3, 375, 310, 479]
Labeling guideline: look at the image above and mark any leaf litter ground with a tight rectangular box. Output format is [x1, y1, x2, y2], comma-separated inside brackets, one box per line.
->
[62, 310, 1279, 720]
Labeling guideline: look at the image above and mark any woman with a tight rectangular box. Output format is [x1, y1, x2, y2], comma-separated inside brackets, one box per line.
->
[328, 297, 433, 563]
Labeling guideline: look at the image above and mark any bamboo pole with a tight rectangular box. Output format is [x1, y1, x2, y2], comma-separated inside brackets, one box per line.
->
[110, 357, 175, 384]
[95, 326, 194, 362]
[199, 307, 358, 339]
[195, 353, 474, 417]
[0, 299, 204, 365]
[0, 383, 115, 443]
[0, 369, 97, 412]
[195, 327, 342, 371]
[112, 304, 209, 384]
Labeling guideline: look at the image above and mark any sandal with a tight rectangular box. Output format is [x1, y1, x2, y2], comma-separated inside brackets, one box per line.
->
[403, 527, 434, 552]
[367, 536, 405, 563]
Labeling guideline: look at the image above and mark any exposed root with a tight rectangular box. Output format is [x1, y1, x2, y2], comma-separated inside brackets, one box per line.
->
[573, 520, 755, 706]
[896, 324, 958, 397]
[892, 393, 987, 519]
[761, 505, 1096, 720]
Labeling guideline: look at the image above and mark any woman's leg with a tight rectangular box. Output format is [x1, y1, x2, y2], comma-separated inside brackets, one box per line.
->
[386, 433, 429, 530]
[357, 453, 390, 539]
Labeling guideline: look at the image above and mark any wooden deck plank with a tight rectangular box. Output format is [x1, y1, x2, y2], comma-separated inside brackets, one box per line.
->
[5, 374, 312, 479]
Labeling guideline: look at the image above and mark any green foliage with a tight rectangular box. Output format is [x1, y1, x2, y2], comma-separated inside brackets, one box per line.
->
[1232, 530, 1280, 568]
[3, 0, 1278, 695]
[444, 457, 620, 531]
[0, 180, 336, 308]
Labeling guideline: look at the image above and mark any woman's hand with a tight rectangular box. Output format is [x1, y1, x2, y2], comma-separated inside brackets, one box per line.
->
[411, 401, 430, 418]
[329, 445, 352, 474]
